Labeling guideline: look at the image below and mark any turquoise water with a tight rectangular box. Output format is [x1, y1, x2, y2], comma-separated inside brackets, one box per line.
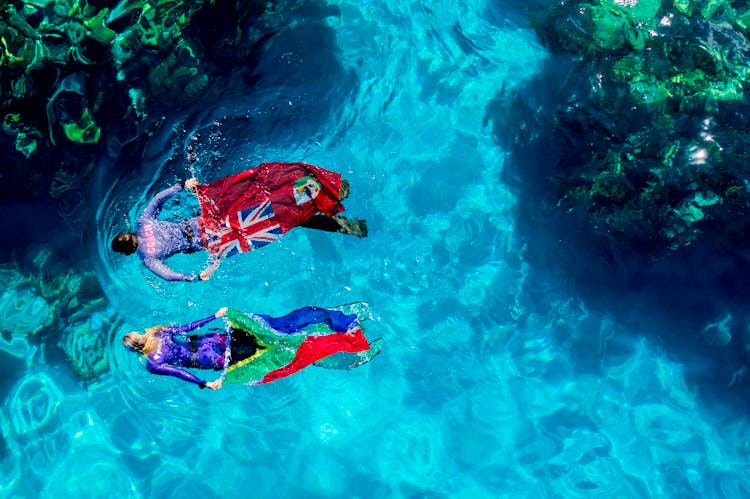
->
[4, 1, 750, 497]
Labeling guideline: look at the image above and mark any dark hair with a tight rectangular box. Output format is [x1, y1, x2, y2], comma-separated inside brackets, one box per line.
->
[111, 233, 137, 255]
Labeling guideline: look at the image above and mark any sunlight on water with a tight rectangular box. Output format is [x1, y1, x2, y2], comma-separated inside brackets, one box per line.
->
[3, 0, 750, 497]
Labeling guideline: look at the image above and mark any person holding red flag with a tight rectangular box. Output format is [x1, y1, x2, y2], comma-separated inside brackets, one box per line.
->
[111, 162, 368, 281]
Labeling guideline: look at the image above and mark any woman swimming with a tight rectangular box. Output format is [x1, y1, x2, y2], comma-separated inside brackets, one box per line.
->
[122, 303, 380, 389]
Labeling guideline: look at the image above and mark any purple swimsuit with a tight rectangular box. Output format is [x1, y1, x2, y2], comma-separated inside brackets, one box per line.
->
[136, 183, 204, 281]
[142, 307, 362, 387]
[146, 315, 226, 386]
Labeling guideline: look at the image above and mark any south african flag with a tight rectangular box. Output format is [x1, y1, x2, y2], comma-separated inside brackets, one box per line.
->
[221, 302, 377, 385]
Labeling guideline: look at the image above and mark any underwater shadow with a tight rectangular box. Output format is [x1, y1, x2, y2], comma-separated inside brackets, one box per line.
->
[487, 54, 750, 412]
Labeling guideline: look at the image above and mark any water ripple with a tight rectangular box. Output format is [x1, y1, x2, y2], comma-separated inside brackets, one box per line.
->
[8, 372, 62, 435]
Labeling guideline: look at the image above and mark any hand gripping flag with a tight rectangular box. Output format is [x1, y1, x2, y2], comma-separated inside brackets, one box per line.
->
[219, 302, 378, 385]
[195, 162, 344, 258]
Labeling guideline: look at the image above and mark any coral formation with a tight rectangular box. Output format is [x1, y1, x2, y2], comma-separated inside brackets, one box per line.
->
[56, 307, 113, 381]
[0, 0, 285, 222]
[0, 250, 109, 380]
[505, 0, 750, 256]
[0, 0, 344, 383]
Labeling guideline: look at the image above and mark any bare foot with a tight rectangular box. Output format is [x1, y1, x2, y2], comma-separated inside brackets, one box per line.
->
[339, 180, 350, 200]
[353, 219, 368, 238]
[335, 217, 368, 237]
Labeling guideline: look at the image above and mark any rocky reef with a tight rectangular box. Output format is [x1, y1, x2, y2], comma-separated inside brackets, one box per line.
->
[0, 0, 345, 383]
[498, 0, 750, 258]
[0, 0, 304, 230]
[0, 249, 110, 381]
[488, 0, 750, 381]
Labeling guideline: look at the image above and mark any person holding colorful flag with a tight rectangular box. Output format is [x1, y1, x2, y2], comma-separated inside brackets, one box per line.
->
[111, 162, 368, 281]
[121, 303, 381, 389]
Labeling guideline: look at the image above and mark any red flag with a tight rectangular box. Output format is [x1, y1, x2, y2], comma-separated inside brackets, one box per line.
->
[195, 162, 343, 257]
[258, 329, 371, 384]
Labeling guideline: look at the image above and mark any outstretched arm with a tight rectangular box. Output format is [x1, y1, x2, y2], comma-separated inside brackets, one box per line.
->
[146, 362, 208, 387]
[140, 183, 182, 222]
[169, 308, 227, 334]
[142, 257, 197, 282]
[146, 362, 221, 390]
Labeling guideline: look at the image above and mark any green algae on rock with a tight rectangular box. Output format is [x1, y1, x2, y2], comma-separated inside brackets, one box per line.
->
[511, 0, 750, 256]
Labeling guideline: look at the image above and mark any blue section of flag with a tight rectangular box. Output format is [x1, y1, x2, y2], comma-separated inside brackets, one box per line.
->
[212, 200, 282, 258]
[240, 202, 274, 222]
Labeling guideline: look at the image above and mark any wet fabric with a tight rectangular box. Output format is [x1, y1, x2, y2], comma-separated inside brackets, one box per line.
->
[221, 302, 373, 385]
[136, 183, 203, 281]
[195, 162, 344, 258]
[143, 303, 374, 387]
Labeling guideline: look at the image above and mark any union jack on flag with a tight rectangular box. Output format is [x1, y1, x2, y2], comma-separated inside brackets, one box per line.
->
[205, 200, 282, 258]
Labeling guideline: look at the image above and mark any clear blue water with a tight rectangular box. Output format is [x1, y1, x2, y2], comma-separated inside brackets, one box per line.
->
[4, 1, 750, 497]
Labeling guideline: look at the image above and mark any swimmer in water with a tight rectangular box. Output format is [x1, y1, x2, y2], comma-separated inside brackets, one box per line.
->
[122, 305, 381, 389]
[111, 163, 367, 281]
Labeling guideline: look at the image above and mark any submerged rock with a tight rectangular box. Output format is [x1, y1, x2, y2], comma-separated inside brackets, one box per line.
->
[0, 267, 54, 338]
[0, 251, 112, 381]
[500, 0, 750, 257]
[0, 0, 302, 231]
[57, 307, 113, 381]
[46, 72, 101, 145]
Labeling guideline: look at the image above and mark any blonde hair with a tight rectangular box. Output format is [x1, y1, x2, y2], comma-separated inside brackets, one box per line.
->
[122, 325, 167, 355]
